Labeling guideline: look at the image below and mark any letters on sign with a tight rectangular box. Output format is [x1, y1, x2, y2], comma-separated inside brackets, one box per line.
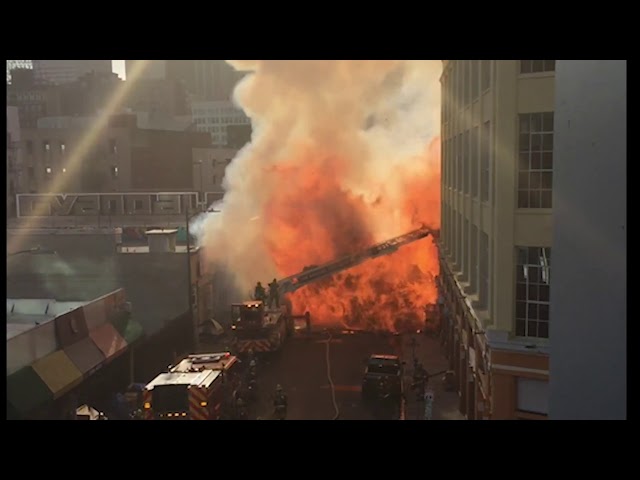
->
[16, 193, 200, 217]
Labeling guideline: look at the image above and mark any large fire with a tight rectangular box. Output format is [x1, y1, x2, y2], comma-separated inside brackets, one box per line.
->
[199, 60, 442, 333]
[263, 139, 441, 333]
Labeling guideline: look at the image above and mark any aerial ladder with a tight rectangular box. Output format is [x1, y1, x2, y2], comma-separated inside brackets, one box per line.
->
[276, 225, 438, 297]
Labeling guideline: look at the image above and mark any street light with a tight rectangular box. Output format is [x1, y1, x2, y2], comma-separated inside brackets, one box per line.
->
[7, 246, 57, 257]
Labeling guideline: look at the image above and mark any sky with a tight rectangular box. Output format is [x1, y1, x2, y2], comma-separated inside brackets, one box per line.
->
[112, 60, 126, 80]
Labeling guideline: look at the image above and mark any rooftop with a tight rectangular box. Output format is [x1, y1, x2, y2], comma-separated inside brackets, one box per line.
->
[7, 298, 88, 340]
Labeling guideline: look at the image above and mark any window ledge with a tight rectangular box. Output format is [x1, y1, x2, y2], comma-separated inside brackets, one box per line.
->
[518, 72, 555, 79]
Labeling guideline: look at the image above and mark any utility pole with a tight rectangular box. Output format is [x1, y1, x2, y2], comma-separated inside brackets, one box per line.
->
[185, 199, 197, 351]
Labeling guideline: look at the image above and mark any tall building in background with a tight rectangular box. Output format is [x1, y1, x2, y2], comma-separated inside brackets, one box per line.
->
[191, 100, 250, 146]
[126, 60, 245, 101]
[549, 60, 626, 420]
[6, 60, 32, 84]
[439, 60, 556, 419]
[32, 60, 112, 85]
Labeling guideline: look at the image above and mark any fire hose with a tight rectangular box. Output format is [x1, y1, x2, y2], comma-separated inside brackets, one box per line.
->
[325, 331, 340, 420]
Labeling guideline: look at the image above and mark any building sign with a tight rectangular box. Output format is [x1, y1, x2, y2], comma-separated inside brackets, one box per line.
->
[16, 192, 199, 217]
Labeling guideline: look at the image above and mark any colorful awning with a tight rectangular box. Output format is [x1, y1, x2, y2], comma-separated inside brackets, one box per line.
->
[31, 350, 83, 399]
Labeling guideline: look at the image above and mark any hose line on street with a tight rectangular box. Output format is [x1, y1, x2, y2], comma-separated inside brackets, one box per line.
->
[325, 331, 340, 420]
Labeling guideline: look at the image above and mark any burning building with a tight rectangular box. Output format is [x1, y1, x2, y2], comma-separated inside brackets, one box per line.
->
[198, 60, 442, 333]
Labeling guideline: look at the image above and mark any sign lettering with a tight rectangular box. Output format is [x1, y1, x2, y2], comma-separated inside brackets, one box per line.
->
[16, 192, 201, 217]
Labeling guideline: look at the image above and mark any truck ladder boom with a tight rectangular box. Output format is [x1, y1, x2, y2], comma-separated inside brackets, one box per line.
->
[277, 226, 435, 296]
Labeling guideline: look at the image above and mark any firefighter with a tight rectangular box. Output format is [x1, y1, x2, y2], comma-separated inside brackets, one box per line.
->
[268, 279, 280, 309]
[274, 384, 287, 407]
[254, 282, 267, 302]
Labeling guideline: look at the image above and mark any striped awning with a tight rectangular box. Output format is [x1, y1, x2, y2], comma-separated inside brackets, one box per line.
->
[31, 350, 83, 399]
[64, 337, 106, 376]
[90, 322, 127, 361]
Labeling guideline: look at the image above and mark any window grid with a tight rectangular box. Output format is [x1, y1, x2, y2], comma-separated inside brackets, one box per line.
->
[481, 121, 490, 202]
[463, 130, 469, 195]
[481, 60, 491, 92]
[515, 247, 551, 339]
[518, 113, 554, 208]
[520, 60, 556, 74]
[471, 126, 479, 198]
[471, 60, 479, 101]
[479, 232, 489, 309]
[471, 224, 478, 292]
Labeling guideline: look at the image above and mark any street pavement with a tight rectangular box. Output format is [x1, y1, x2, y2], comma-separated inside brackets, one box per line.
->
[198, 328, 464, 421]
[251, 330, 400, 420]
[400, 333, 465, 421]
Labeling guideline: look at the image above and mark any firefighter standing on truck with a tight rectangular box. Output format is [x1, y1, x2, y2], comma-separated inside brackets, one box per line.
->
[268, 279, 280, 309]
[254, 282, 267, 302]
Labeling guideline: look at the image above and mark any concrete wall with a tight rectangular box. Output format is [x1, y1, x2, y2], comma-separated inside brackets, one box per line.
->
[549, 60, 626, 420]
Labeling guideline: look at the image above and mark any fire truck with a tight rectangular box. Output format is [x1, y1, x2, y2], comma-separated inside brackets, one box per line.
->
[230, 226, 437, 354]
[142, 352, 241, 420]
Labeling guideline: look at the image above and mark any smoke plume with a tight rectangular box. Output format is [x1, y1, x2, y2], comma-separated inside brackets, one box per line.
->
[198, 60, 441, 331]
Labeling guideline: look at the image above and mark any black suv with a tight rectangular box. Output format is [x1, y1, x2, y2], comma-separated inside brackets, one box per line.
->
[361, 354, 403, 401]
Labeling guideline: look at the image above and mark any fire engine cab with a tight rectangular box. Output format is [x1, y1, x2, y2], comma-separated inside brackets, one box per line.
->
[142, 352, 240, 420]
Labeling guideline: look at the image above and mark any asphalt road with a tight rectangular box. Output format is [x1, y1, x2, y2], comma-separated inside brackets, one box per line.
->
[250, 330, 402, 420]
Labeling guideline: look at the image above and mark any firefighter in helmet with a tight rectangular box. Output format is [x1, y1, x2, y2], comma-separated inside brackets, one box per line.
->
[254, 282, 267, 303]
[268, 279, 280, 309]
[274, 384, 287, 407]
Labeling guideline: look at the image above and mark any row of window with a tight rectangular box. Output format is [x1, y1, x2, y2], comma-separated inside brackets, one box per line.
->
[443, 121, 491, 202]
[28, 165, 120, 179]
[193, 107, 242, 115]
[442, 208, 551, 339]
[194, 116, 250, 125]
[23, 139, 118, 155]
[442, 61, 555, 125]
[444, 113, 554, 209]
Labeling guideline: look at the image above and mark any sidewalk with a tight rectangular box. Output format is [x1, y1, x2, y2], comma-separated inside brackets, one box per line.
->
[400, 333, 465, 420]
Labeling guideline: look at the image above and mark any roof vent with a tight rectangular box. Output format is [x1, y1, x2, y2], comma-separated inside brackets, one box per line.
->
[146, 229, 178, 253]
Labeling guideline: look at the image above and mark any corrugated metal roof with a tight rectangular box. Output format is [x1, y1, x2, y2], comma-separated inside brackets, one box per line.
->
[112, 315, 144, 344]
[32, 350, 83, 398]
[146, 370, 220, 389]
[90, 322, 127, 359]
[7, 366, 53, 414]
[64, 337, 105, 375]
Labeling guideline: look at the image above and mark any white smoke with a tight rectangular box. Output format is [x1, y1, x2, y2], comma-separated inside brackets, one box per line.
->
[198, 60, 442, 294]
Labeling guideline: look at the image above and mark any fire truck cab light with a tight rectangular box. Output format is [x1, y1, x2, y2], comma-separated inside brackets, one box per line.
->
[200, 401, 208, 407]
[144, 402, 151, 409]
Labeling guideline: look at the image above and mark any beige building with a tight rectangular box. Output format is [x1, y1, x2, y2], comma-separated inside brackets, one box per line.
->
[439, 60, 556, 419]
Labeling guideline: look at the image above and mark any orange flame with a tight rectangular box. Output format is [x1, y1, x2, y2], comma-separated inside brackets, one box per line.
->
[263, 137, 441, 333]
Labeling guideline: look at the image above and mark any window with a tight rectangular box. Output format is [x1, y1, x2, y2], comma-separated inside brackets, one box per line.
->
[226, 158, 232, 165]
[518, 113, 554, 208]
[212, 174, 217, 185]
[43, 140, 50, 152]
[27, 166, 35, 180]
[462, 60, 469, 107]
[455, 135, 461, 191]
[60, 142, 66, 154]
[109, 138, 117, 154]
[471, 224, 478, 292]
[478, 232, 489, 309]
[111, 165, 119, 178]
[481, 121, 491, 202]
[134, 200, 143, 210]
[26, 140, 33, 155]
[464, 218, 470, 281]
[515, 247, 551, 339]
[108, 200, 117, 214]
[471, 126, 479, 197]
[463, 130, 469, 195]
[480, 60, 491, 92]
[471, 60, 479, 101]
[45, 166, 52, 174]
[211, 158, 217, 168]
[520, 60, 556, 74]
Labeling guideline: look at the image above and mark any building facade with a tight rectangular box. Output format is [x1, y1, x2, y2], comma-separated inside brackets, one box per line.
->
[32, 60, 112, 86]
[126, 60, 246, 102]
[191, 100, 250, 146]
[7, 106, 22, 217]
[17, 113, 211, 195]
[439, 60, 556, 419]
[6, 60, 32, 84]
[549, 60, 626, 420]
